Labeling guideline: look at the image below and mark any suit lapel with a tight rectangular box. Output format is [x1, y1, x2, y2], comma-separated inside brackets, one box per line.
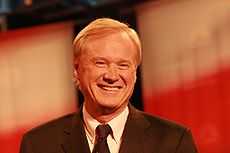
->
[60, 105, 152, 153]
[61, 112, 91, 153]
[119, 105, 151, 153]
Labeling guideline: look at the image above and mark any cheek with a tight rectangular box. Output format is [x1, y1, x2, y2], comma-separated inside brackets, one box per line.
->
[122, 71, 137, 85]
[80, 67, 104, 83]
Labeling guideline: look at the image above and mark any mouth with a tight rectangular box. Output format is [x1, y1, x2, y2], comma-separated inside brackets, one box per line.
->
[97, 84, 122, 92]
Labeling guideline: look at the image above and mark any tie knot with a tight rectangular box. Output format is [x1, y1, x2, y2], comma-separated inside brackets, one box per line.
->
[95, 124, 112, 140]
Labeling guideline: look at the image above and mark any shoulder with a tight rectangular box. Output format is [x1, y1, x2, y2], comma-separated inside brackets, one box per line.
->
[132, 108, 191, 139]
[141, 110, 187, 130]
[20, 113, 79, 153]
[25, 113, 76, 137]
[21, 113, 77, 146]
[132, 110, 197, 152]
[130, 106, 188, 132]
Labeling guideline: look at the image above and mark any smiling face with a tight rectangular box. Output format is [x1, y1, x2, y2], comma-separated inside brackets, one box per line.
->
[75, 31, 138, 121]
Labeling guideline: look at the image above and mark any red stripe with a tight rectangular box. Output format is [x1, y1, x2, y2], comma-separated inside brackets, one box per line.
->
[144, 66, 230, 153]
[0, 127, 29, 153]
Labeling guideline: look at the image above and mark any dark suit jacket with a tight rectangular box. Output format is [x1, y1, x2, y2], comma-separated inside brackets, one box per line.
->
[20, 105, 198, 153]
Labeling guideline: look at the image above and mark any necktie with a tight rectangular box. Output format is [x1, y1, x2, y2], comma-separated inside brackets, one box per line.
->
[92, 124, 112, 153]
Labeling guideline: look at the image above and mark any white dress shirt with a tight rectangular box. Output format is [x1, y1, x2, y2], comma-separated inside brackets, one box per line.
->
[82, 105, 129, 153]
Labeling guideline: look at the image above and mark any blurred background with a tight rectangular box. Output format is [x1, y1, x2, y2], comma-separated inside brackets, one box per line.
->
[1, 0, 230, 153]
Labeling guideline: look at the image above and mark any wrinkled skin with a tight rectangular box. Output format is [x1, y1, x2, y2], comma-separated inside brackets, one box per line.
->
[75, 31, 138, 122]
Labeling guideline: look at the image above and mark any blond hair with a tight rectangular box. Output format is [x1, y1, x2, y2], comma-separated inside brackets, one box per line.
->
[73, 18, 142, 65]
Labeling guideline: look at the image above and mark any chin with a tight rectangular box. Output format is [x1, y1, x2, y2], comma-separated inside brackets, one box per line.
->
[98, 102, 118, 109]
[98, 99, 126, 110]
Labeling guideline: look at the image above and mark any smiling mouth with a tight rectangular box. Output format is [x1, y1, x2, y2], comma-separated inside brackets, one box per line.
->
[97, 84, 122, 92]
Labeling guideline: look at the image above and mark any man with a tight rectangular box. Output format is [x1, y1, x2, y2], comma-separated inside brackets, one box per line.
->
[20, 18, 198, 153]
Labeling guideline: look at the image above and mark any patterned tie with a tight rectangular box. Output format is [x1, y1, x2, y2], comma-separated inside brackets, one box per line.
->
[92, 124, 112, 153]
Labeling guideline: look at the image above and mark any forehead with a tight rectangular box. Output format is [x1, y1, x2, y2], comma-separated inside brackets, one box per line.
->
[83, 31, 138, 60]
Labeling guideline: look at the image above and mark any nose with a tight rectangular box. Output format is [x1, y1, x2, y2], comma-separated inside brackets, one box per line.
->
[103, 65, 119, 84]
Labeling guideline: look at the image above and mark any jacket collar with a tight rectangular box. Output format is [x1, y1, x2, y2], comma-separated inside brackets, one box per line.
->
[61, 109, 91, 153]
[61, 104, 151, 153]
[119, 104, 151, 153]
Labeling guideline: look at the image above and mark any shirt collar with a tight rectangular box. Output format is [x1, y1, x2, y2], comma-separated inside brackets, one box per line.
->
[83, 104, 129, 144]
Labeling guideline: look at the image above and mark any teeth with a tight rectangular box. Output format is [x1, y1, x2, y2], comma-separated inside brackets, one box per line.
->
[101, 86, 120, 91]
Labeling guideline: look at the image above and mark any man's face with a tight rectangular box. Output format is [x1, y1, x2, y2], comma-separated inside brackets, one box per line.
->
[75, 31, 138, 117]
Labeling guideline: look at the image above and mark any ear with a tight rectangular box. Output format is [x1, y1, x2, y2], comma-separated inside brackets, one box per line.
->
[73, 58, 79, 86]
[73, 68, 79, 86]
[134, 71, 137, 83]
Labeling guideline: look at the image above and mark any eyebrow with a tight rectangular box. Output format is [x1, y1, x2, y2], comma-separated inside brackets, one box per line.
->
[91, 57, 107, 62]
[91, 57, 132, 64]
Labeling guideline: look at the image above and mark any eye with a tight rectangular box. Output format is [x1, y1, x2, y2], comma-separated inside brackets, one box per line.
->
[95, 60, 107, 68]
[118, 63, 130, 70]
